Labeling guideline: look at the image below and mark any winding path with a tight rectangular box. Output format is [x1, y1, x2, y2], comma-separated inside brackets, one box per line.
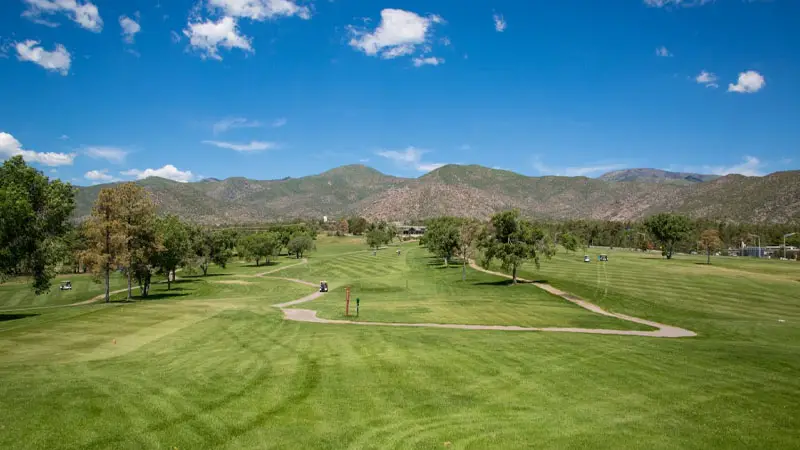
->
[272, 262, 696, 338]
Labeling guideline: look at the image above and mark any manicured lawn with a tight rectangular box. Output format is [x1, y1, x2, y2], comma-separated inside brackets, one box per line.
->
[0, 237, 798, 449]
[0, 272, 127, 310]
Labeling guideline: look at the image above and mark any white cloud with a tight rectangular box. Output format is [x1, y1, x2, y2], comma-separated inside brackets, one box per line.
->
[84, 169, 116, 182]
[376, 146, 444, 173]
[212, 117, 262, 134]
[347, 9, 444, 61]
[695, 70, 718, 88]
[728, 70, 765, 94]
[85, 146, 128, 164]
[0, 131, 76, 166]
[22, 0, 103, 32]
[208, 0, 311, 20]
[271, 117, 287, 127]
[532, 157, 625, 177]
[412, 56, 444, 67]
[120, 15, 141, 44]
[184, 16, 252, 60]
[655, 46, 672, 57]
[493, 13, 506, 32]
[59, 134, 69, 140]
[170, 30, 183, 43]
[704, 156, 765, 176]
[15, 40, 71, 75]
[202, 140, 277, 152]
[121, 165, 195, 182]
[643, 0, 713, 7]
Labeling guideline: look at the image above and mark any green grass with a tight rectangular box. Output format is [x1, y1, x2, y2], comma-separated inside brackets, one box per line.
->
[0, 237, 799, 449]
[0, 272, 128, 310]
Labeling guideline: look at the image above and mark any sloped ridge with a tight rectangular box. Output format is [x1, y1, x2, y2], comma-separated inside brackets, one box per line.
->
[72, 165, 800, 224]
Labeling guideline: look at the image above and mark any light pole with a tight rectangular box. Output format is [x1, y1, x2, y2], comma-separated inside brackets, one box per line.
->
[784, 233, 797, 260]
[748, 233, 761, 258]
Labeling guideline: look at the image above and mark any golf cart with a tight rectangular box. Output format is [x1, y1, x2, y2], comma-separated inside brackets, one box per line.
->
[583, 255, 590, 263]
[59, 280, 72, 291]
[599, 254, 609, 262]
[319, 281, 328, 293]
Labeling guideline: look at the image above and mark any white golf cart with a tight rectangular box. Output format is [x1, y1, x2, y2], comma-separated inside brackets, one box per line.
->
[583, 255, 590, 263]
[59, 280, 72, 291]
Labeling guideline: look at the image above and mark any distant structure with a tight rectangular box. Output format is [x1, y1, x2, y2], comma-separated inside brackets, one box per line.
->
[323, 216, 328, 223]
[398, 225, 426, 236]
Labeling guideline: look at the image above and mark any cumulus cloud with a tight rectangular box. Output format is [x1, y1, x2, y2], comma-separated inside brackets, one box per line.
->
[493, 13, 506, 32]
[208, 0, 311, 20]
[212, 117, 262, 135]
[347, 9, 445, 61]
[655, 46, 672, 57]
[532, 157, 625, 177]
[728, 70, 765, 94]
[121, 165, 195, 182]
[202, 140, 277, 152]
[85, 146, 128, 164]
[120, 15, 141, 44]
[59, 134, 70, 140]
[704, 156, 765, 176]
[0, 131, 76, 166]
[22, 0, 103, 32]
[695, 70, 718, 88]
[184, 16, 252, 60]
[84, 169, 117, 183]
[15, 40, 71, 75]
[271, 117, 287, 128]
[412, 56, 444, 67]
[376, 146, 444, 173]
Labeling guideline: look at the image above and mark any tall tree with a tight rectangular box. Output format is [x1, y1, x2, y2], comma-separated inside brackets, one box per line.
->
[478, 210, 554, 284]
[154, 215, 190, 290]
[560, 232, 580, 254]
[190, 227, 232, 276]
[337, 218, 349, 236]
[698, 229, 723, 265]
[83, 187, 127, 302]
[117, 183, 159, 300]
[0, 156, 75, 294]
[456, 219, 482, 281]
[424, 217, 460, 266]
[645, 213, 692, 259]
[348, 217, 368, 235]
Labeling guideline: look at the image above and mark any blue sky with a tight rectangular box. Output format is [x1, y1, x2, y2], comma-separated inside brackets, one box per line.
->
[0, 0, 798, 185]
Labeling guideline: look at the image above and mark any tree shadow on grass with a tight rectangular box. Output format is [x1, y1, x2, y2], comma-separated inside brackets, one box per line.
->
[182, 273, 229, 278]
[135, 292, 191, 301]
[473, 279, 542, 287]
[0, 313, 39, 322]
[241, 261, 279, 268]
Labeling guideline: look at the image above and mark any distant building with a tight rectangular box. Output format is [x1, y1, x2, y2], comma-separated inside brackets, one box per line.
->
[323, 216, 328, 223]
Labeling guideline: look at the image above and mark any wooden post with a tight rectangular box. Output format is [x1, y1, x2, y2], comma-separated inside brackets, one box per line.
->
[345, 287, 351, 316]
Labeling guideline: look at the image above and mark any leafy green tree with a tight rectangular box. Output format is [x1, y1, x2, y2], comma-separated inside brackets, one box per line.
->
[645, 213, 692, 259]
[560, 232, 580, 254]
[365, 229, 388, 251]
[239, 232, 280, 266]
[190, 227, 233, 276]
[288, 234, 315, 259]
[154, 215, 190, 290]
[117, 183, 159, 299]
[0, 156, 75, 294]
[698, 229, 723, 265]
[424, 217, 461, 266]
[348, 216, 369, 235]
[478, 210, 554, 284]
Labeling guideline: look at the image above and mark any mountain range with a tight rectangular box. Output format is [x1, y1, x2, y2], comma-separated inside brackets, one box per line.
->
[73, 165, 800, 224]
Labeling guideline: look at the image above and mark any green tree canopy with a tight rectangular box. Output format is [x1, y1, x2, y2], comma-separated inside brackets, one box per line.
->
[190, 227, 233, 275]
[645, 213, 692, 259]
[239, 232, 280, 266]
[153, 215, 191, 290]
[478, 210, 554, 284]
[0, 156, 75, 294]
[560, 232, 580, 254]
[424, 217, 461, 266]
[288, 234, 315, 259]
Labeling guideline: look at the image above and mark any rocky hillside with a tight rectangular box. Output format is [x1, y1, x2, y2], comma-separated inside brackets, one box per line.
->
[73, 164, 800, 224]
[599, 168, 719, 184]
